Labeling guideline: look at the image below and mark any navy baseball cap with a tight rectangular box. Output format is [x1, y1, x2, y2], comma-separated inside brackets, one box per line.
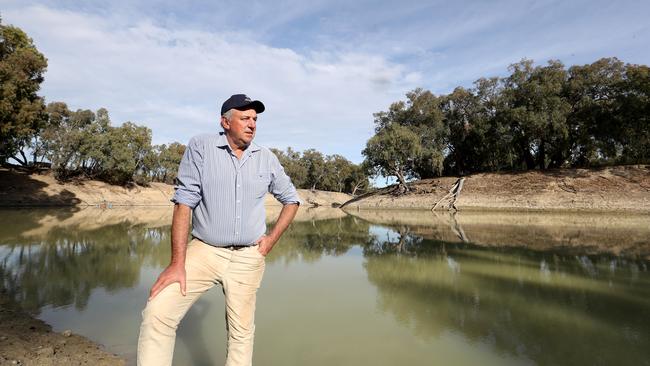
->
[221, 94, 265, 115]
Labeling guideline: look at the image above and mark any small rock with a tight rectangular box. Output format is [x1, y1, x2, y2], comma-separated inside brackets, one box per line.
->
[0, 335, 7, 341]
[36, 346, 54, 356]
[62, 329, 72, 337]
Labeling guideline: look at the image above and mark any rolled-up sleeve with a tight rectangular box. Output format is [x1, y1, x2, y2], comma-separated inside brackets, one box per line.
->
[171, 137, 204, 208]
[269, 153, 302, 206]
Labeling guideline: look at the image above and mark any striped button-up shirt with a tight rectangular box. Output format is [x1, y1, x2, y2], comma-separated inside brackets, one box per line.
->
[171, 133, 301, 247]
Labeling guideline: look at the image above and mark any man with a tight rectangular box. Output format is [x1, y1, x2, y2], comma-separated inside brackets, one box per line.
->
[137, 94, 300, 366]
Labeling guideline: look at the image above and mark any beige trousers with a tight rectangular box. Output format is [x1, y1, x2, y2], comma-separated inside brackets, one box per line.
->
[137, 238, 266, 366]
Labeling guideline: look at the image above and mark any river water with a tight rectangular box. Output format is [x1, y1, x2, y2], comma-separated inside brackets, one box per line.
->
[0, 208, 648, 366]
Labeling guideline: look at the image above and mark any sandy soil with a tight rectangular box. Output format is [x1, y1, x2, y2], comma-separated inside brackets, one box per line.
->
[344, 165, 650, 212]
[2, 166, 647, 212]
[0, 168, 351, 209]
[0, 295, 124, 366]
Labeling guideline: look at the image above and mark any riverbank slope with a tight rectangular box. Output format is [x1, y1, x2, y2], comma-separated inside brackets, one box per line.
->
[345, 165, 650, 212]
[0, 296, 124, 365]
[0, 168, 351, 208]
[2, 166, 648, 211]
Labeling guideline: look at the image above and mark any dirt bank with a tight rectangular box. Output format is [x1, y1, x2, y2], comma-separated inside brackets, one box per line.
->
[0, 295, 124, 365]
[0, 168, 352, 208]
[2, 166, 647, 212]
[345, 165, 650, 212]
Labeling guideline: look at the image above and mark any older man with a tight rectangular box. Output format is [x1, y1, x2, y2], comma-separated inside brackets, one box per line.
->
[137, 94, 300, 366]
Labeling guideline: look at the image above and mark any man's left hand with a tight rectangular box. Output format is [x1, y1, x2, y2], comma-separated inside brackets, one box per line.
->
[255, 234, 276, 256]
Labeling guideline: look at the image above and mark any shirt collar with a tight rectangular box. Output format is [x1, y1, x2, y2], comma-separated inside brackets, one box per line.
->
[217, 132, 261, 152]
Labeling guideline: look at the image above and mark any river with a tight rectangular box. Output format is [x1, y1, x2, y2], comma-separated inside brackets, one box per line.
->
[0, 208, 648, 365]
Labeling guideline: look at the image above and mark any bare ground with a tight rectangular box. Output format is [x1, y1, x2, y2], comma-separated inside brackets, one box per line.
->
[0, 168, 352, 208]
[0, 295, 124, 366]
[344, 165, 650, 212]
[2, 166, 648, 212]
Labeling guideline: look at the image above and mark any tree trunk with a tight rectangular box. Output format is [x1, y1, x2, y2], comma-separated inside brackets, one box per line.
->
[538, 138, 546, 170]
[394, 169, 409, 192]
[523, 148, 536, 170]
[351, 181, 363, 196]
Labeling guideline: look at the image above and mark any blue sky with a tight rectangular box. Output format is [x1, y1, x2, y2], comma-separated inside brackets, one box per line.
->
[2, 0, 648, 163]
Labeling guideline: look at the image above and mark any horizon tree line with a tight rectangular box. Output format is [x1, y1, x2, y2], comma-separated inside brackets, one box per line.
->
[363, 58, 649, 190]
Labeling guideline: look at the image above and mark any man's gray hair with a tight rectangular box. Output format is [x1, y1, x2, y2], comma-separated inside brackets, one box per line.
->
[222, 109, 233, 121]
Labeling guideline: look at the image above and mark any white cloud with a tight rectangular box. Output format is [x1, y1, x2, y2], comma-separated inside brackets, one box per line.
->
[3, 5, 419, 162]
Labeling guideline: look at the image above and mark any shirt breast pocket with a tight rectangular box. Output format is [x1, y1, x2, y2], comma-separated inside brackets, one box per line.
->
[252, 171, 271, 198]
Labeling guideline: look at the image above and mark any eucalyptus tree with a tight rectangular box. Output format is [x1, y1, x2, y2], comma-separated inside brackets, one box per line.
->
[502, 59, 571, 169]
[362, 123, 422, 192]
[301, 148, 326, 190]
[101, 122, 152, 184]
[41, 103, 101, 178]
[619, 63, 649, 163]
[270, 147, 308, 189]
[373, 88, 447, 177]
[565, 57, 627, 166]
[0, 18, 48, 165]
[153, 142, 185, 184]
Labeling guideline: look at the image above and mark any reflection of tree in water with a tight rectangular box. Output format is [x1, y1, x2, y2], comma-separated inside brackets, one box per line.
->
[363, 234, 650, 366]
[0, 215, 371, 313]
[365, 225, 424, 255]
[0, 223, 172, 313]
[0, 208, 80, 243]
[269, 217, 372, 264]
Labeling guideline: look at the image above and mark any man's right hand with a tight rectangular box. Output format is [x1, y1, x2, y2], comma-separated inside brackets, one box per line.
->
[148, 263, 187, 300]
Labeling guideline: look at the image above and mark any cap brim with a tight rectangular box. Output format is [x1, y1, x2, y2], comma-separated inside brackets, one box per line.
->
[234, 100, 265, 114]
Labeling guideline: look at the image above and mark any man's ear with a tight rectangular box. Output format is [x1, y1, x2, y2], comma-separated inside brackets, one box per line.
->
[220, 116, 230, 130]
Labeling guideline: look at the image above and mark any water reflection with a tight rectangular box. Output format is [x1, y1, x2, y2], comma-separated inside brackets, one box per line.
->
[0, 208, 648, 365]
[350, 209, 650, 259]
[363, 237, 649, 365]
[0, 222, 170, 312]
[266, 217, 371, 264]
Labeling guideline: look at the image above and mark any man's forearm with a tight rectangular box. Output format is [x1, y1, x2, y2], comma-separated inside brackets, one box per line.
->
[170, 203, 192, 266]
[267, 203, 299, 243]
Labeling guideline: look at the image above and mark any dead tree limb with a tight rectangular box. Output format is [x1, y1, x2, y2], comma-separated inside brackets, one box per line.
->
[431, 178, 465, 211]
[449, 211, 469, 242]
[339, 185, 398, 209]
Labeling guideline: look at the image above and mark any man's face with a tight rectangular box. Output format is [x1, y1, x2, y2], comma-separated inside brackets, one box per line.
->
[222, 108, 257, 147]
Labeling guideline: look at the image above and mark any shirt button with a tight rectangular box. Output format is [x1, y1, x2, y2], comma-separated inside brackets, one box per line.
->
[236, 200, 241, 203]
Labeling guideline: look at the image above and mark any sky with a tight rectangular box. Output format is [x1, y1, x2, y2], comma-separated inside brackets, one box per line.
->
[1, 0, 649, 163]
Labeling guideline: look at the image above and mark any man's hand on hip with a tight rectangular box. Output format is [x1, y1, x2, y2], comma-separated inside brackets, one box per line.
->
[148, 263, 186, 300]
[255, 235, 277, 256]
[256, 203, 299, 257]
